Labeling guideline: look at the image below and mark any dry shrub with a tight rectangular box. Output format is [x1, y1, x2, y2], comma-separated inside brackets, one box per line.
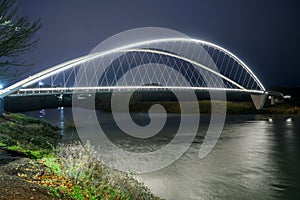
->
[57, 142, 161, 200]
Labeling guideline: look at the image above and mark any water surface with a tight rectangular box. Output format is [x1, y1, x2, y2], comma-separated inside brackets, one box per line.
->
[23, 108, 300, 199]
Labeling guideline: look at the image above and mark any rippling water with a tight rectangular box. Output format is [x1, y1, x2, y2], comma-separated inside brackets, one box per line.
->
[24, 108, 300, 199]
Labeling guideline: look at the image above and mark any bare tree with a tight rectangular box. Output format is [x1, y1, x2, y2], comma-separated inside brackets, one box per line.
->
[0, 0, 41, 80]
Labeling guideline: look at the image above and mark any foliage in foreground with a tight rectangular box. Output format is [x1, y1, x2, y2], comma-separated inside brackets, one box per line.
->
[0, 112, 61, 158]
[42, 142, 160, 200]
[0, 112, 160, 199]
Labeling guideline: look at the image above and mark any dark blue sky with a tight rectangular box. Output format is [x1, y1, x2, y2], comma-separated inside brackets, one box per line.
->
[19, 0, 300, 88]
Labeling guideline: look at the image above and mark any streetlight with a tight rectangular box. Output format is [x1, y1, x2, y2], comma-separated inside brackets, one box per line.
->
[38, 81, 44, 86]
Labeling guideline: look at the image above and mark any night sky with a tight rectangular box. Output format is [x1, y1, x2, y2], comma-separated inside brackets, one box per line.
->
[18, 0, 300, 88]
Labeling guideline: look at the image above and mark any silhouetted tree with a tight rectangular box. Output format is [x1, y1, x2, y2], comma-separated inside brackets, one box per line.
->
[0, 0, 41, 80]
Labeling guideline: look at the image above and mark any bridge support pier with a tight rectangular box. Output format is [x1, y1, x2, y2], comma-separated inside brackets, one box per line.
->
[251, 94, 268, 110]
[0, 97, 3, 115]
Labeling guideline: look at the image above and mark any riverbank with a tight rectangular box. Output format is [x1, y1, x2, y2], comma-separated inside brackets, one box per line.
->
[5, 89, 300, 115]
[0, 112, 66, 199]
[94, 90, 300, 115]
[0, 112, 161, 200]
[129, 100, 300, 114]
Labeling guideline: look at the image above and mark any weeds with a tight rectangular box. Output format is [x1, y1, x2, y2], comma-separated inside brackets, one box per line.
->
[43, 142, 161, 200]
[1, 112, 160, 199]
[48, 187, 62, 199]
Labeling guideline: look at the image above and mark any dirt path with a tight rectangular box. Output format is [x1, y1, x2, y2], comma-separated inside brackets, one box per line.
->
[0, 148, 62, 200]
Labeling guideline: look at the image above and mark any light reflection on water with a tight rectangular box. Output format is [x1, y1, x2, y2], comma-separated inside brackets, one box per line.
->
[23, 108, 300, 199]
[139, 120, 275, 199]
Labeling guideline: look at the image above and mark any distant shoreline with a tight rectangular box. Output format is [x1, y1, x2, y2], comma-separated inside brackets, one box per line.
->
[4, 93, 300, 115]
[98, 100, 300, 115]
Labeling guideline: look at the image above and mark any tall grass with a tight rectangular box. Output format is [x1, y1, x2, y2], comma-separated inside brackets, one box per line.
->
[55, 142, 160, 200]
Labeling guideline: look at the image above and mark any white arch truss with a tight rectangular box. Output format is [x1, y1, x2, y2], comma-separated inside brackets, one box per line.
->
[0, 38, 266, 98]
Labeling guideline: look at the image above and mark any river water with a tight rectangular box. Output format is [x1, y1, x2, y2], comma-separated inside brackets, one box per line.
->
[23, 108, 300, 199]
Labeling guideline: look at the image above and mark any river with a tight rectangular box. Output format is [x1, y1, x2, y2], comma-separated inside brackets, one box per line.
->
[23, 108, 300, 199]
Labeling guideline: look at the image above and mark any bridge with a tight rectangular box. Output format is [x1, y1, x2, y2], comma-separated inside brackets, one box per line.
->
[0, 38, 285, 114]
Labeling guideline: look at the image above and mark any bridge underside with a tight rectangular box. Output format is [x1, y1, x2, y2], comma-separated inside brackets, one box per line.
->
[8, 86, 265, 96]
[2, 89, 265, 113]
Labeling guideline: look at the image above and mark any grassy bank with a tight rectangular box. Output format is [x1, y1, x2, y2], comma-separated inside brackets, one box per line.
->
[129, 100, 300, 114]
[227, 101, 300, 114]
[90, 90, 300, 115]
[0, 112, 160, 200]
[0, 112, 61, 158]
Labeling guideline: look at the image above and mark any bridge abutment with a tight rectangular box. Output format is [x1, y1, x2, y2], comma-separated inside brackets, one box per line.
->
[251, 94, 268, 109]
[0, 97, 3, 115]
